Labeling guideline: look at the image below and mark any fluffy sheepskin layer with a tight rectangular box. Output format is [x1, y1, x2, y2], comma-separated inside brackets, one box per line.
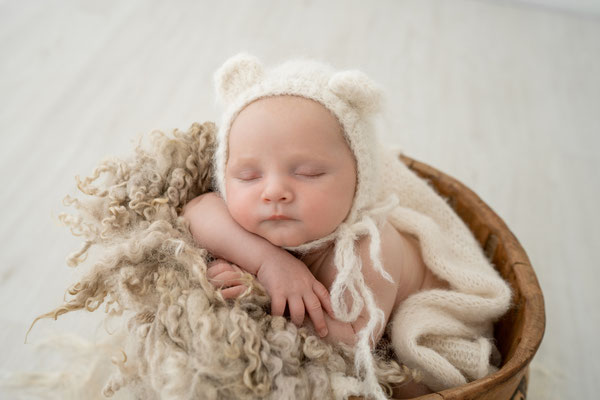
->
[25, 122, 417, 400]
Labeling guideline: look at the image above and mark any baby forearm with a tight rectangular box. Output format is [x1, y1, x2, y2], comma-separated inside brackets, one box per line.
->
[183, 192, 282, 275]
[320, 314, 357, 347]
[318, 312, 384, 349]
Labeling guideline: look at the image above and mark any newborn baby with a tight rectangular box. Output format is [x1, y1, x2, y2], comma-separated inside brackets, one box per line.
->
[183, 54, 511, 399]
[185, 95, 445, 342]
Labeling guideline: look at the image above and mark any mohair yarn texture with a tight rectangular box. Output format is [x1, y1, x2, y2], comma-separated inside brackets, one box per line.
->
[29, 122, 416, 400]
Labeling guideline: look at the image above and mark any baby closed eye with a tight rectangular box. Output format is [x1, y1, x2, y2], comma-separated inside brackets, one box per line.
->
[235, 170, 261, 181]
[294, 167, 325, 178]
[296, 172, 325, 178]
[237, 173, 324, 181]
[235, 170, 325, 181]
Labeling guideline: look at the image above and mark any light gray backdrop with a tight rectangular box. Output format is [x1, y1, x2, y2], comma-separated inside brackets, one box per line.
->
[1, 1, 598, 399]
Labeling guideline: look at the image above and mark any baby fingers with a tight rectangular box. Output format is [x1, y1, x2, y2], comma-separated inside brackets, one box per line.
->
[206, 259, 249, 300]
[288, 296, 305, 327]
[271, 295, 286, 317]
[207, 259, 238, 279]
[304, 293, 328, 338]
[220, 285, 249, 299]
[209, 270, 244, 288]
[313, 280, 335, 318]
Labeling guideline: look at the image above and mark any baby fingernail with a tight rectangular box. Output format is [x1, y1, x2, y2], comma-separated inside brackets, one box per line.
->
[319, 328, 328, 337]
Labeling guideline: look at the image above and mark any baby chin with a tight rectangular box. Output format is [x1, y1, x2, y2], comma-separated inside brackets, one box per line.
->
[260, 222, 308, 247]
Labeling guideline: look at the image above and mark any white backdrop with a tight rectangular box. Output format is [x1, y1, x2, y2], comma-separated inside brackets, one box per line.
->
[507, 0, 600, 16]
[1, 0, 599, 398]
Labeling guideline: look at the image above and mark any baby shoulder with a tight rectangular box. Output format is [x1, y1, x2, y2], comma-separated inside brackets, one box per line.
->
[357, 220, 407, 270]
[357, 220, 429, 301]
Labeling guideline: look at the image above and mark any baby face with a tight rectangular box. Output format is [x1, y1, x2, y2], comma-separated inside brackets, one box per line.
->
[225, 96, 357, 247]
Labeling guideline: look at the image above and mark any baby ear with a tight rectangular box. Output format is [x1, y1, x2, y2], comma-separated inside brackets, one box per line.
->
[328, 70, 382, 115]
[214, 53, 264, 105]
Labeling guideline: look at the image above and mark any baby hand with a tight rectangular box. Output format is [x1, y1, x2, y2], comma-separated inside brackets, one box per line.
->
[206, 258, 248, 299]
[256, 253, 334, 338]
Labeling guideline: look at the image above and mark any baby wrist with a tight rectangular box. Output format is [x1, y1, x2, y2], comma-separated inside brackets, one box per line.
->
[256, 245, 293, 280]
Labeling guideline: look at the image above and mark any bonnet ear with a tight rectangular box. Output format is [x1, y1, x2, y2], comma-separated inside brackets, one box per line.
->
[214, 53, 264, 105]
[328, 70, 383, 115]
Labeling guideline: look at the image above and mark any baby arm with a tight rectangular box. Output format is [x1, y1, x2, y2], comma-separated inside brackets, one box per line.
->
[314, 222, 441, 397]
[182, 192, 334, 337]
[310, 221, 405, 347]
[315, 221, 441, 347]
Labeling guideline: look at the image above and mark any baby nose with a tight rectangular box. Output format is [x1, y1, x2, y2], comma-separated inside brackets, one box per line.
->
[261, 177, 293, 203]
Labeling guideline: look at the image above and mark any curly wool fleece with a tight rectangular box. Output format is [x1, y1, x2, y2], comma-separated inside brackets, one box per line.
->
[29, 122, 417, 399]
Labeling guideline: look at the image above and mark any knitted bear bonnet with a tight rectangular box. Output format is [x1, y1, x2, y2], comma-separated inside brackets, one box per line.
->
[213, 53, 389, 230]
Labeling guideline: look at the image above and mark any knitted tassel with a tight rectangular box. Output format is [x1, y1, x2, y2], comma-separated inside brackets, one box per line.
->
[328, 226, 389, 400]
[354, 274, 387, 400]
[327, 197, 401, 400]
[330, 225, 363, 322]
[364, 217, 394, 283]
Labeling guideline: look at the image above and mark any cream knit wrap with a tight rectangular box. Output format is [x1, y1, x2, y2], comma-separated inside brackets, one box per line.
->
[213, 54, 512, 397]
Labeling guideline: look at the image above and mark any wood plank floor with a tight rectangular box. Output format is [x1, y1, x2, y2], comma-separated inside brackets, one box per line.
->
[1, 0, 598, 398]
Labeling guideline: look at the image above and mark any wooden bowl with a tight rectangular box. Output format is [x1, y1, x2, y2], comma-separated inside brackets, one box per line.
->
[389, 156, 546, 399]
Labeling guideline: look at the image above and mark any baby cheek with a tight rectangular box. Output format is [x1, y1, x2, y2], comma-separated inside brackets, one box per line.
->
[304, 191, 341, 230]
[318, 184, 354, 226]
[227, 193, 259, 234]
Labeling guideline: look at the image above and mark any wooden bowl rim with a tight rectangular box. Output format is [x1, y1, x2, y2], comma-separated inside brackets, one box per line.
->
[400, 155, 546, 398]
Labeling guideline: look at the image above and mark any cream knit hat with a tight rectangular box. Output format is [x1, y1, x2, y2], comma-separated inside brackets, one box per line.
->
[213, 53, 397, 399]
[213, 53, 389, 233]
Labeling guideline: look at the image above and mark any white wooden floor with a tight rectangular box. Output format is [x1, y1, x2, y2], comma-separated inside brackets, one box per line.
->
[1, 1, 599, 398]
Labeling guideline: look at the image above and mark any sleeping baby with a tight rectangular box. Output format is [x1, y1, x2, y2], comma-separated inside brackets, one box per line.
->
[183, 54, 512, 399]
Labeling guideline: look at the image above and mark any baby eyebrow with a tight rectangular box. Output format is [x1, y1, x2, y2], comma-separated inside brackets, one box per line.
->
[289, 152, 331, 163]
[230, 153, 331, 167]
[229, 155, 260, 164]
[227, 158, 260, 172]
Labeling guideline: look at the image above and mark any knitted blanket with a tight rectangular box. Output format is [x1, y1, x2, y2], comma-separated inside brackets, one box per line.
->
[377, 150, 513, 391]
[25, 122, 415, 400]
